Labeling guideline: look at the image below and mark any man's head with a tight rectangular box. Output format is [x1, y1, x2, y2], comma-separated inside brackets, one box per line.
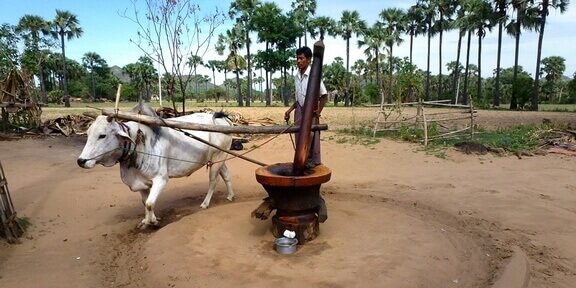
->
[296, 46, 312, 72]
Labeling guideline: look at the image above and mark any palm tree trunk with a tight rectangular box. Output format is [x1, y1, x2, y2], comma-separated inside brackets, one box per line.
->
[235, 71, 242, 106]
[212, 68, 216, 102]
[532, 5, 548, 111]
[224, 68, 229, 102]
[452, 30, 463, 104]
[409, 32, 414, 65]
[463, 30, 472, 105]
[438, 16, 444, 101]
[60, 32, 70, 107]
[388, 44, 393, 103]
[425, 21, 431, 101]
[376, 50, 383, 109]
[477, 33, 483, 102]
[90, 70, 96, 101]
[510, 9, 521, 110]
[246, 28, 252, 107]
[345, 34, 351, 107]
[39, 66, 48, 103]
[494, 21, 503, 107]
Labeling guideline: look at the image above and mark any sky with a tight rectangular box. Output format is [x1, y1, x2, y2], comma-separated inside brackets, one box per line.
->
[2, 0, 575, 87]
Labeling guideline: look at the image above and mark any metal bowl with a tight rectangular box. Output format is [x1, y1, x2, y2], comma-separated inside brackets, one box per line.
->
[275, 237, 298, 254]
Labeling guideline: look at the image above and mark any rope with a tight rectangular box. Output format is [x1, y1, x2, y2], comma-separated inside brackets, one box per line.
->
[103, 110, 296, 168]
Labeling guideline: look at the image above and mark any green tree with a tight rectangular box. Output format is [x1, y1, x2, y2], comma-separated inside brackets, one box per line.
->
[405, 6, 427, 66]
[540, 56, 566, 102]
[187, 55, 203, 98]
[16, 15, 51, 103]
[82, 52, 105, 101]
[492, 0, 509, 107]
[323, 57, 347, 104]
[379, 7, 406, 103]
[216, 24, 246, 106]
[205, 60, 220, 101]
[531, 0, 569, 111]
[506, 0, 539, 109]
[566, 72, 576, 104]
[229, 0, 260, 107]
[0, 24, 19, 80]
[432, 0, 456, 100]
[308, 16, 336, 41]
[48, 10, 83, 107]
[358, 24, 387, 108]
[291, 0, 317, 46]
[336, 10, 366, 106]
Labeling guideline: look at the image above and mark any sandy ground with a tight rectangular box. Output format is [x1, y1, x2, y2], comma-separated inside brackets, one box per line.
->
[1, 108, 576, 288]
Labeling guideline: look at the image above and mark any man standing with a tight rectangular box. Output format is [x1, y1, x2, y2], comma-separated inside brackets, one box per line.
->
[284, 46, 328, 167]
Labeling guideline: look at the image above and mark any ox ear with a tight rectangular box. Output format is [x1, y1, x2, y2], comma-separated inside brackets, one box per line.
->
[116, 129, 135, 144]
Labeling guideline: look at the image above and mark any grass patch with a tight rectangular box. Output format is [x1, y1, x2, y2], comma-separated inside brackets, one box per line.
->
[337, 123, 557, 156]
[330, 127, 381, 147]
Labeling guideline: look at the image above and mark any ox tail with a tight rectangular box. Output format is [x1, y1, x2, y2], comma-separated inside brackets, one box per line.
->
[213, 111, 228, 119]
[212, 111, 234, 127]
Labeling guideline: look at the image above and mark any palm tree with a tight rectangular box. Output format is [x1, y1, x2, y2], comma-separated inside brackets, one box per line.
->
[380, 8, 406, 103]
[15, 15, 50, 103]
[48, 10, 83, 107]
[416, 0, 435, 101]
[492, 0, 509, 107]
[216, 24, 246, 106]
[451, 4, 466, 104]
[531, 0, 569, 110]
[469, 0, 496, 103]
[291, 0, 317, 46]
[214, 60, 229, 102]
[432, 0, 456, 100]
[337, 10, 366, 106]
[206, 60, 220, 96]
[229, 0, 260, 107]
[252, 2, 283, 106]
[308, 16, 337, 41]
[506, 0, 539, 109]
[187, 55, 203, 99]
[82, 52, 104, 101]
[358, 24, 387, 108]
[405, 6, 427, 66]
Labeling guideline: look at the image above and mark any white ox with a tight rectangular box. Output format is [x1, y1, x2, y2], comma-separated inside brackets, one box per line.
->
[77, 107, 234, 228]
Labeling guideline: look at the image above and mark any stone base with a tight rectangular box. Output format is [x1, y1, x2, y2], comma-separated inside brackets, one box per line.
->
[272, 209, 319, 244]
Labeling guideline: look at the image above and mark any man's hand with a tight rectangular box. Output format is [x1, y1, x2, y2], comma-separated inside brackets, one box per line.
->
[284, 111, 290, 122]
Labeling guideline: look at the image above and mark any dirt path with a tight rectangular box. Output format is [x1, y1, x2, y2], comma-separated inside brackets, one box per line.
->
[1, 126, 576, 287]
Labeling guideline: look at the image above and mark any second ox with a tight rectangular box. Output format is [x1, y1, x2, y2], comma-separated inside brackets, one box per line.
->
[77, 105, 234, 228]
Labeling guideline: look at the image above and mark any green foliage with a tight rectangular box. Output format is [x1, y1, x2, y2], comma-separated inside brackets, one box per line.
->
[362, 82, 380, 104]
[475, 125, 540, 153]
[47, 89, 63, 103]
[567, 72, 576, 104]
[0, 24, 19, 77]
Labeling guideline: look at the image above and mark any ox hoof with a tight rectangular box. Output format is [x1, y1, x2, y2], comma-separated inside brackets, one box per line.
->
[226, 196, 234, 202]
[137, 219, 160, 230]
[200, 203, 209, 209]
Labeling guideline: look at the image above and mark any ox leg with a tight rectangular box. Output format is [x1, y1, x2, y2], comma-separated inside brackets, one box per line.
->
[200, 162, 224, 209]
[219, 163, 234, 201]
[137, 177, 167, 229]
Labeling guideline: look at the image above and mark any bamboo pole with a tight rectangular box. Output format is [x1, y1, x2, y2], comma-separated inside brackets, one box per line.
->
[102, 108, 328, 134]
[426, 115, 477, 123]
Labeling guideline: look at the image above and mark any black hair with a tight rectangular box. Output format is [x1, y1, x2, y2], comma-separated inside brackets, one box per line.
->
[296, 46, 312, 59]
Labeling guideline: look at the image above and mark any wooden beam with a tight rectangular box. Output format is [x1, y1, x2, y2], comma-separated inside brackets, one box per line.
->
[101, 108, 328, 134]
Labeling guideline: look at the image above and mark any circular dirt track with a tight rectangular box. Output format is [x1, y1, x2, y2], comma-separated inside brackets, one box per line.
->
[129, 194, 498, 288]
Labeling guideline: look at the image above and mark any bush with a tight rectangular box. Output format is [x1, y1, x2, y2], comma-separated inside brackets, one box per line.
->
[47, 90, 63, 104]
